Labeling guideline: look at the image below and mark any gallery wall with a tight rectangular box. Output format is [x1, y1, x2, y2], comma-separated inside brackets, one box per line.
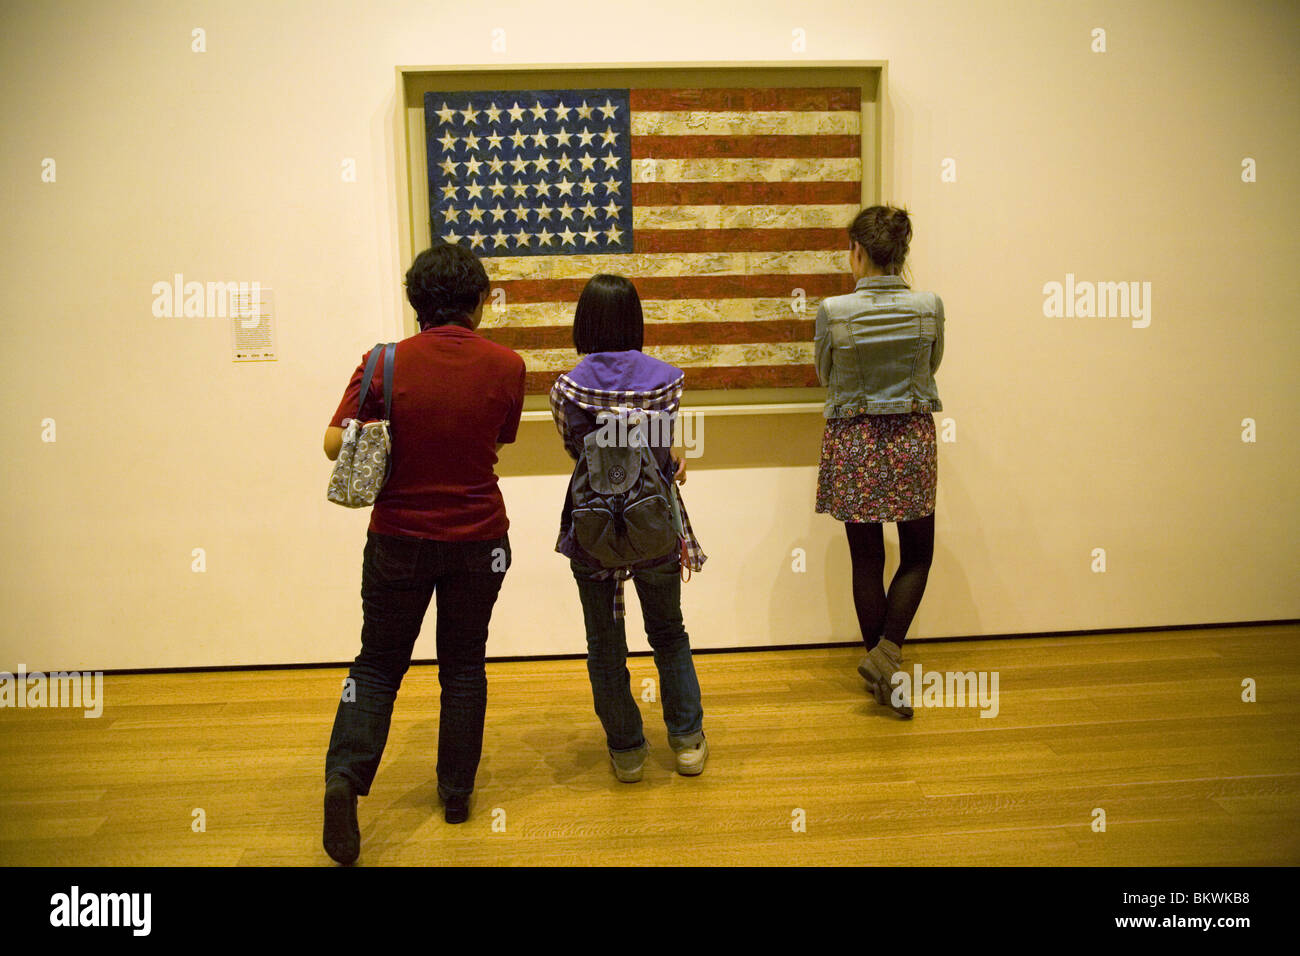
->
[1, 0, 1296, 671]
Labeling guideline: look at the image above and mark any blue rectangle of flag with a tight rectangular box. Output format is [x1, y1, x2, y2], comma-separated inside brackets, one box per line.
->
[424, 89, 634, 258]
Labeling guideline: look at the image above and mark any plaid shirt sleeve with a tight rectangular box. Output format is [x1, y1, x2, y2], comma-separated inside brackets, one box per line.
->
[548, 375, 581, 461]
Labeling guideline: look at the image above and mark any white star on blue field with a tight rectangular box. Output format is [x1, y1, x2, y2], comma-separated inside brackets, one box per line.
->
[424, 89, 634, 257]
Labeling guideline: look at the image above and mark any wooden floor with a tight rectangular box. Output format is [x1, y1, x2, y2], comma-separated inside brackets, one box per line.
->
[1, 624, 1298, 866]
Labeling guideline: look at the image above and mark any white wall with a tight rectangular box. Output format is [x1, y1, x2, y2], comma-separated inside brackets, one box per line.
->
[1, 0, 1296, 671]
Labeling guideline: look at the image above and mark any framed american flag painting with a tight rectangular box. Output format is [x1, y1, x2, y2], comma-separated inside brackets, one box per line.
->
[396, 62, 885, 408]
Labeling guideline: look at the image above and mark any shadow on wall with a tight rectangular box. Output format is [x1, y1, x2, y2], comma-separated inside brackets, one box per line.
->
[501, 409, 829, 477]
[927, 449, 986, 640]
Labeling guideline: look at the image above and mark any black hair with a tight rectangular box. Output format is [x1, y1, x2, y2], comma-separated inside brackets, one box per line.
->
[572, 274, 644, 354]
[405, 241, 490, 330]
[847, 205, 912, 276]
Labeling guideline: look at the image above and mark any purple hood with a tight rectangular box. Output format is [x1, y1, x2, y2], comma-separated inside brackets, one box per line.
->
[565, 350, 683, 394]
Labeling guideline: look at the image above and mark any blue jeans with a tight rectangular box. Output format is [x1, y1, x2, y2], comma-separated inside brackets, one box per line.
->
[325, 530, 509, 798]
[570, 556, 704, 753]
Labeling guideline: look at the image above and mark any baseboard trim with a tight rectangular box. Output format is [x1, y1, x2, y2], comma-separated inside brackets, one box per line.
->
[53, 617, 1300, 677]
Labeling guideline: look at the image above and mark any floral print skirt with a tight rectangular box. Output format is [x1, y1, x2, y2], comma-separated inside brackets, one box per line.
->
[816, 412, 937, 523]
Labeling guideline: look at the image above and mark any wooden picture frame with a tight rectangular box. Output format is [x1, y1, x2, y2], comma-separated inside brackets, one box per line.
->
[394, 60, 887, 414]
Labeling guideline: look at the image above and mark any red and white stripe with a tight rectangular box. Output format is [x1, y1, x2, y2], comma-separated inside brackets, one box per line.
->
[477, 87, 863, 393]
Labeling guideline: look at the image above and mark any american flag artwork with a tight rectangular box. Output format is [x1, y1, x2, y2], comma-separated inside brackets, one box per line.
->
[424, 87, 862, 393]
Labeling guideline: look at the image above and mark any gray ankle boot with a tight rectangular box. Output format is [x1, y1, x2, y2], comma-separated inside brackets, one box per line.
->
[858, 640, 914, 718]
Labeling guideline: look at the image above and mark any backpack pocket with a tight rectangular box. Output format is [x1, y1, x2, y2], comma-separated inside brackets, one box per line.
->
[573, 491, 676, 565]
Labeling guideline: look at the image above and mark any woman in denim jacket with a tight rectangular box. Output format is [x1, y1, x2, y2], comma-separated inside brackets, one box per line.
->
[814, 206, 944, 718]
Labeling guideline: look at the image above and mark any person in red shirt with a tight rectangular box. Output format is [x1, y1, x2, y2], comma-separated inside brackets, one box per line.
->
[320, 242, 524, 864]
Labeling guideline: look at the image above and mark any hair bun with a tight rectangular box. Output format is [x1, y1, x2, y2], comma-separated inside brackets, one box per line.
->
[846, 205, 911, 275]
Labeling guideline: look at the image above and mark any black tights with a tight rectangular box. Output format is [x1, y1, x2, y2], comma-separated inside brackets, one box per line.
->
[845, 515, 935, 650]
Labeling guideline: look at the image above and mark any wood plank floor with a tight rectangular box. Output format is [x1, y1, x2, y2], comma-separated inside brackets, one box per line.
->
[1, 624, 1297, 866]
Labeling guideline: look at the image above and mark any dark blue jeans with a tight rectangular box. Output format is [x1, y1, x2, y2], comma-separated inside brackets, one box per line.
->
[570, 556, 704, 753]
[325, 530, 509, 798]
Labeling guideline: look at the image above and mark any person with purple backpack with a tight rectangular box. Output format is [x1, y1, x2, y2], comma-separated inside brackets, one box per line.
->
[550, 274, 709, 782]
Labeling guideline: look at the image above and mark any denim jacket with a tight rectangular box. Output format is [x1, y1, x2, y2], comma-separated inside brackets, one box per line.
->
[814, 275, 944, 418]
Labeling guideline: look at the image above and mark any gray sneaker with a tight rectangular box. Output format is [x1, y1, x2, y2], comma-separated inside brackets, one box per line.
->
[671, 735, 708, 776]
[610, 741, 649, 782]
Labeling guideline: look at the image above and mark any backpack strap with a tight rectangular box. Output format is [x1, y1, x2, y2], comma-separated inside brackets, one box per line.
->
[668, 481, 691, 583]
[668, 479, 684, 538]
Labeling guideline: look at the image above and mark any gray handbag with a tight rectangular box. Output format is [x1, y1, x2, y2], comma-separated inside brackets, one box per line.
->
[327, 342, 395, 508]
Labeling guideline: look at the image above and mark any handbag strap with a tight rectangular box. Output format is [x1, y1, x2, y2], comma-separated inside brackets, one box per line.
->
[357, 345, 384, 420]
[357, 342, 397, 421]
[381, 342, 395, 420]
